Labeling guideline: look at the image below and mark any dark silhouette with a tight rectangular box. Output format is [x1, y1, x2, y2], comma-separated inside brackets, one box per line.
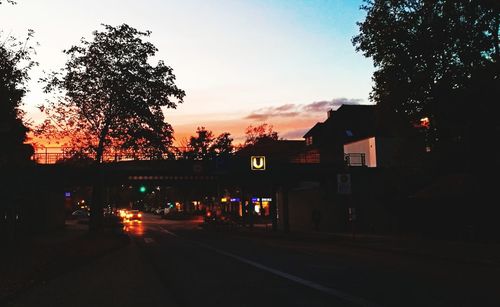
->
[182, 127, 234, 160]
[37, 23, 185, 162]
[243, 123, 279, 147]
[312, 209, 321, 231]
[353, 0, 500, 169]
[0, 29, 36, 167]
[37, 24, 185, 231]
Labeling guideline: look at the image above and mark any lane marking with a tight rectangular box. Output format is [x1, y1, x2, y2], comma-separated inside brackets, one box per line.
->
[160, 228, 380, 307]
[144, 237, 155, 244]
[159, 226, 178, 237]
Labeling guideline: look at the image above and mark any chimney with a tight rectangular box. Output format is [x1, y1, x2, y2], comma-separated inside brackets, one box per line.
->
[327, 109, 334, 118]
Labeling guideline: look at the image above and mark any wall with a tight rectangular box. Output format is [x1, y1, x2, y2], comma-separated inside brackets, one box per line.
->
[344, 137, 377, 167]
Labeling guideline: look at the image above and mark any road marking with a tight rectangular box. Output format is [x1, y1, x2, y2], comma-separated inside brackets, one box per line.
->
[161, 229, 380, 307]
[144, 237, 155, 244]
[159, 226, 178, 237]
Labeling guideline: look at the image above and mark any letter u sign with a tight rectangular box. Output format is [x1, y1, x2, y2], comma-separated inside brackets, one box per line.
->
[251, 156, 266, 171]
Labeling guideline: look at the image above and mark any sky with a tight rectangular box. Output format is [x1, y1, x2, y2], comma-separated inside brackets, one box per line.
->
[0, 0, 374, 146]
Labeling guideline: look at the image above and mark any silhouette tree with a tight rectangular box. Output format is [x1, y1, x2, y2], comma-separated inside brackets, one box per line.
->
[37, 24, 185, 162]
[211, 132, 234, 158]
[185, 127, 214, 160]
[243, 123, 279, 147]
[353, 0, 499, 166]
[184, 127, 233, 160]
[0, 30, 36, 167]
[37, 24, 185, 231]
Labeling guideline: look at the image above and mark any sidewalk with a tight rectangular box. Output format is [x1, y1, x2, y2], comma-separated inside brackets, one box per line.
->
[227, 224, 500, 267]
[5, 239, 179, 307]
[0, 220, 130, 304]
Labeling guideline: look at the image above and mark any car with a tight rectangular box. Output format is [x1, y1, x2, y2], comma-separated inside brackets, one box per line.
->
[71, 209, 89, 219]
[127, 210, 142, 222]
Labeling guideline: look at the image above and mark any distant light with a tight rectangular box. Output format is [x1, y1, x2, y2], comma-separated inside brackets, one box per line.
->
[139, 186, 146, 193]
[251, 197, 260, 202]
[420, 117, 430, 128]
[221, 197, 227, 202]
[261, 198, 272, 202]
[230, 198, 241, 202]
[65, 192, 71, 197]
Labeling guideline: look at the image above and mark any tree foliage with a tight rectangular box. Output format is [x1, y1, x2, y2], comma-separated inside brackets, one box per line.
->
[0, 30, 36, 166]
[184, 126, 233, 160]
[353, 0, 499, 155]
[37, 24, 185, 162]
[243, 123, 279, 147]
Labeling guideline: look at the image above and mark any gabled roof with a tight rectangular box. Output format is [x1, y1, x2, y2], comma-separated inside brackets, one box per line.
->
[303, 122, 323, 138]
[303, 104, 378, 144]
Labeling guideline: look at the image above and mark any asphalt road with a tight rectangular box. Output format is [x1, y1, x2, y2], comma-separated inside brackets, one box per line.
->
[6, 213, 499, 307]
[128, 214, 499, 307]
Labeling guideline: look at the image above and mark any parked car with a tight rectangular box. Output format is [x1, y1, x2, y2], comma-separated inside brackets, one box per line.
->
[71, 209, 90, 221]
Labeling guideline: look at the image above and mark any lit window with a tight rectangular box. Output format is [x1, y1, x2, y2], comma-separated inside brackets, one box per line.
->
[306, 136, 313, 146]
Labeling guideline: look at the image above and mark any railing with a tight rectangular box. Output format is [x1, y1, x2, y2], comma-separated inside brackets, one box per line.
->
[344, 153, 366, 167]
[31, 147, 188, 164]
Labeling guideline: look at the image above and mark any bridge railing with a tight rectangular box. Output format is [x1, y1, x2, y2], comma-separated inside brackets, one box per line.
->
[31, 147, 188, 164]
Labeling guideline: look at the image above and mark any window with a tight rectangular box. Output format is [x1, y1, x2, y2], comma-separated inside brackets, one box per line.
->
[306, 136, 313, 146]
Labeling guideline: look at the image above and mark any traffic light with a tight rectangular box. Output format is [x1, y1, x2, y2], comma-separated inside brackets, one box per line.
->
[139, 185, 146, 193]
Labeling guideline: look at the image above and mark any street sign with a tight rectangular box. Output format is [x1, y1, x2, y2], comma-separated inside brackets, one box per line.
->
[250, 156, 266, 171]
[348, 207, 356, 221]
[337, 173, 351, 194]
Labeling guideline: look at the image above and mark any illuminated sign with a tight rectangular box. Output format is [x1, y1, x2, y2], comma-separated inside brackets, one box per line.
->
[64, 192, 71, 197]
[230, 198, 241, 202]
[250, 156, 266, 171]
[251, 197, 272, 202]
[221, 197, 228, 202]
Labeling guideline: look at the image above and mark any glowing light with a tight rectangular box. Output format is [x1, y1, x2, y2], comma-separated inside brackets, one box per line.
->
[250, 156, 266, 171]
[420, 117, 430, 129]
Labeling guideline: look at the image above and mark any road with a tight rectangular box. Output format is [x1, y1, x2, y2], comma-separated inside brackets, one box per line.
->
[127, 214, 498, 307]
[7, 213, 499, 307]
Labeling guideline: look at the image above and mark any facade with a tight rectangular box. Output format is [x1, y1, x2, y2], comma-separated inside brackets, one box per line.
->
[279, 104, 426, 233]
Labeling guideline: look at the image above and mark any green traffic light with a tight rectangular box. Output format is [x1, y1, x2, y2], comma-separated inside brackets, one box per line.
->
[139, 186, 146, 193]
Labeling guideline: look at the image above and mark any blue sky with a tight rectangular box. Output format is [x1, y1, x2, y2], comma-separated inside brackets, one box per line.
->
[0, 0, 373, 144]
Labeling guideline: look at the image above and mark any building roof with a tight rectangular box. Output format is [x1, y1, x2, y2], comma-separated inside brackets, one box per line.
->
[303, 104, 378, 144]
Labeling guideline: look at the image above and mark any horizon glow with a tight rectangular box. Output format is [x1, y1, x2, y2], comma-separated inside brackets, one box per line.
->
[1, 0, 374, 145]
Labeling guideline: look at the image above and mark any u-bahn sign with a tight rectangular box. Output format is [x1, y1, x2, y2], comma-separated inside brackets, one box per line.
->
[250, 156, 266, 171]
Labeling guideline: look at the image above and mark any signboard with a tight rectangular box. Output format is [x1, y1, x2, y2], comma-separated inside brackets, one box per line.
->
[250, 156, 266, 171]
[337, 173, 351, 194]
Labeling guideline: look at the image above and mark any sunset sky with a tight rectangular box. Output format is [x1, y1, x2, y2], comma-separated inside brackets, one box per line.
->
[1, 0, 374, 145]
